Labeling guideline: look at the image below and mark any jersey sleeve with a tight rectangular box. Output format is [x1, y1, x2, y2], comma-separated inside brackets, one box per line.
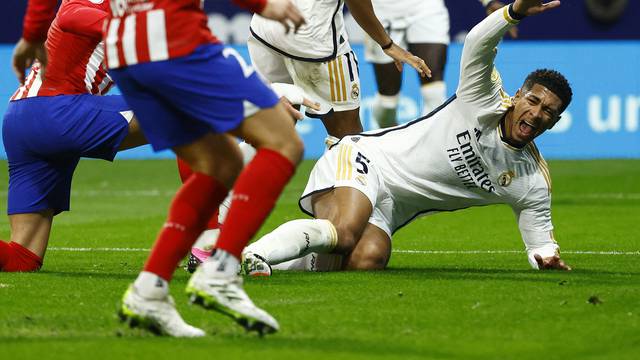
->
[22, 0, 59, 42]
[512, 186, 560, 269]
[455, 5, 520, 108]
[56, 2, 108, 40]
[232, 0, 267, 14]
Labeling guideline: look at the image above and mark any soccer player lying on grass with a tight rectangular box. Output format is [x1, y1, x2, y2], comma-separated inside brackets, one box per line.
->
[241, 0, 573, 275]
[0, 0, 316, 273]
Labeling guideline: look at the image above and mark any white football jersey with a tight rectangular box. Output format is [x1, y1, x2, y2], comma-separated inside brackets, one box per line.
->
[249, 0, 350, 61]
[371, 0, 447, 23]
[347, 8, 559, 264]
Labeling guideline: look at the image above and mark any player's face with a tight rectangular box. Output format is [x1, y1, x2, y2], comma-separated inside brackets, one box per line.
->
[508, 84, 563, 146]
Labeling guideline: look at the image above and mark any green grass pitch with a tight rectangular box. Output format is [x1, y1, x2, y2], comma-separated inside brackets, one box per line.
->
[0, 159, 638, 359]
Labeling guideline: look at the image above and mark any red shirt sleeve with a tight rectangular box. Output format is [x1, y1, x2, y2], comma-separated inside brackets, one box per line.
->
[22, 0, 59, 42]
[232, 0, 267, 14]
[56, 3, 108, 39]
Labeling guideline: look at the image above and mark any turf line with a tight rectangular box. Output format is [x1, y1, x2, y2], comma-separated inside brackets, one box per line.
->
[47, 247, 640, 255]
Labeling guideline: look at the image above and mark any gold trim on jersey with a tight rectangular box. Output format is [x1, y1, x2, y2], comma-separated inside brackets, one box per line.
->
[499, 88, 512, 109]
[502, 6, 520, 25]
[336, 144, 353, 181]
[328, 57, 349, 103]
[338, 56, 347, 102]
[527, 142, 552, 194]
[328, 60, 336, 102]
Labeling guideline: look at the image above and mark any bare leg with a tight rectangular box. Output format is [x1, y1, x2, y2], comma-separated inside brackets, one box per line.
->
[343, 223, 391, 270]
[312, 187, 373, 254]
[319, 108, 363, 139]
[118, 117, 148, 151]
[9, 210, 54, 258]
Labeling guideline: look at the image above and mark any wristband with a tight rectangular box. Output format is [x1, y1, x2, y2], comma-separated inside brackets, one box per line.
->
[508, 3, 527, 20]
[381, 39, 393, 50]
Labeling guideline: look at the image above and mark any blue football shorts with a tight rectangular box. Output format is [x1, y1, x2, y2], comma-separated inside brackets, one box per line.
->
[2, 94, 131, 215]
[109, 43, 280, 151]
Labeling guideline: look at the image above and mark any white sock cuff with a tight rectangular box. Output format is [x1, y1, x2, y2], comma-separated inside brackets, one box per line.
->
[376, 93, 400, 109]
[420, 81, 446, 98]
[318, 219, 338, 250]
[238, 142, 257, 165]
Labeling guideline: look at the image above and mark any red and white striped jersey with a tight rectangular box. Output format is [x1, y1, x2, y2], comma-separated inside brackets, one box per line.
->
[104, 0, 266, 69]
[12, 0, 114, 100]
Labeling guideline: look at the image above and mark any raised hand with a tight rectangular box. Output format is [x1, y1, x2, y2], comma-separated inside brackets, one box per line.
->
[534, 254, 572, 271]
[512, 0, 562, 17]
[383, 43, 432, 78]
[12, 38, 47, 85]
[260, 0, 306, 33]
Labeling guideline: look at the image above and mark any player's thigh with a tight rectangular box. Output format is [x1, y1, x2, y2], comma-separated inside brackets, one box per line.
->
[172, 133, 243, 188]
[247, 35, 293, 84]
[320, 107, 363, 139]
[118, 116, 148, 151]
[287, 51, 361, 120]
[372, 62, 403, 96]
[344, 223, 391, 270]
[311, 187, 373, 253]
[408, 43, 448, 82]
[6, 146, 80, 219]
[229, 101, 303, 164]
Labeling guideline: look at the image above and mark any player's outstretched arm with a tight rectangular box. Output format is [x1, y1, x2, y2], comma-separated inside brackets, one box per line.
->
[345, 0, 431, 78]
[483, 1, 519, 38]
[512, 0, 561, 17]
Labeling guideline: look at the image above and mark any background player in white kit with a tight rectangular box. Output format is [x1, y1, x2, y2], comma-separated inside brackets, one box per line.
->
[365, 0, 451, 128]
[248, 0, 431, 144]
[242, 0, 573, 275]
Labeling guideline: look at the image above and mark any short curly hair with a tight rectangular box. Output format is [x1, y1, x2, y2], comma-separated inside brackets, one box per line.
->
[523, 69, 573, 113]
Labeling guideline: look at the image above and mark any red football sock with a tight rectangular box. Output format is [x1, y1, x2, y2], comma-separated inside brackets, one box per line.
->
[177, 157, 219, 230]
[176, 157, 193, 182]
[0, 241, 43, 272]
[216, 148, 295, 259]
[144, 172, 228, 281]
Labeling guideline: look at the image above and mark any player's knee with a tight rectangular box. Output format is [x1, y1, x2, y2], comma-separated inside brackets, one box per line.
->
[344, 243, 389, 270]
[260, 133, 304, 165]
[333, 224, 359, 254]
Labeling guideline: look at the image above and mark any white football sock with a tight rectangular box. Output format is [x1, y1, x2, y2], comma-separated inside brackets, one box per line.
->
[245, 219, 338, 265]
[217, 142, 257, 224]
[372, 93, 399, 128]
[420, 81, 446, 115]
[271, 252, 344, 272]
[134, 271, 169, 299]
[201, 249, 239, 277]
[192, 229, 220, 252]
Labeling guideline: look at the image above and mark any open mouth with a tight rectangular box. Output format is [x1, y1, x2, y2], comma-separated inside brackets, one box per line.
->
[518, 120, 537, 137]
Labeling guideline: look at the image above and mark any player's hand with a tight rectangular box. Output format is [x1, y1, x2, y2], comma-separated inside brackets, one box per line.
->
[383, 43, 432, 78]
[12, 38, 47, 85]
[512, 0, 561, 17]
[260, 0, 306, 34]
[486, 1, 518, 38]
[534, 254, 572, 271]
[272, 83, 320, 120]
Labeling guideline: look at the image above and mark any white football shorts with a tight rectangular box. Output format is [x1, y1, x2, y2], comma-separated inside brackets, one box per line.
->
[364, 4, 450, 64]
[248, 35, 361, 116]
[299, 138, 394, 237]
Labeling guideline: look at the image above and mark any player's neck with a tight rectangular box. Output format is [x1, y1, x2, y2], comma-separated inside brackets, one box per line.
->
[500, 111, 525, 149]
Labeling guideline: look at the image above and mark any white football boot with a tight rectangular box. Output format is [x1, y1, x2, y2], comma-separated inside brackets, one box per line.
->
[118, 284, 205, 337]
[186, 257, 279, 335]
[240, 252, 272, 277]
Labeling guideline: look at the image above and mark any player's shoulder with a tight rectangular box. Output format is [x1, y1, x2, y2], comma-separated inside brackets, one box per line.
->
[523, 141, 552, 195]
